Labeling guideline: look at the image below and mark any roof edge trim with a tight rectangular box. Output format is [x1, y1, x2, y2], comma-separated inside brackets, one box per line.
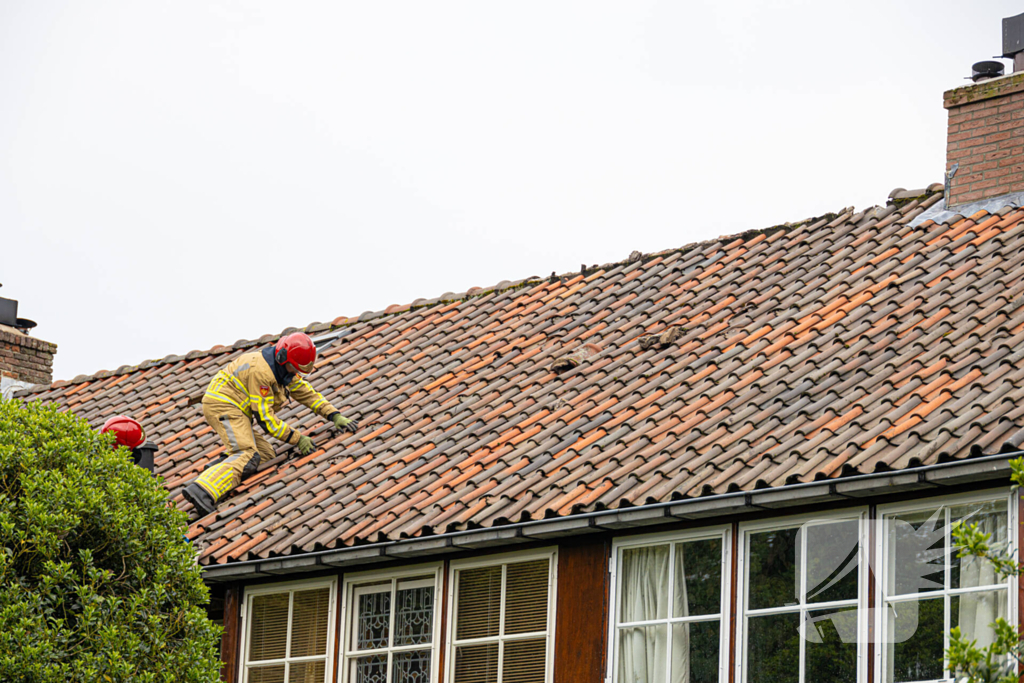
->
[200, 450, 1016, 581]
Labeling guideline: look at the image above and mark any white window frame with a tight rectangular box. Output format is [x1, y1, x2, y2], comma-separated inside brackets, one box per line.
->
[340, 562, 444, 683]
[444, 548, 559, 683]
[239, 576, 339, 683]
[606, 525, 733, 683]
[874, 489, 1018, 683]
[735, 508, 870, 683]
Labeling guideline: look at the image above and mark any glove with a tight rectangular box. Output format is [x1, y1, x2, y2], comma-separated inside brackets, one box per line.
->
[297, 434, 315, 456]
[332, 414, 359, 434]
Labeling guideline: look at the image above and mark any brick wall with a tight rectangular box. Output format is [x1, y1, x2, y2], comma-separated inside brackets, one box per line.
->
[0, 329, 57, 385]
[944, 71, 1024, 207]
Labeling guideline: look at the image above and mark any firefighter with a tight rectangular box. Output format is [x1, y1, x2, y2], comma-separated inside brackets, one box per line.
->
[101, 415, 145, 451]
[181, 332, 358, 518]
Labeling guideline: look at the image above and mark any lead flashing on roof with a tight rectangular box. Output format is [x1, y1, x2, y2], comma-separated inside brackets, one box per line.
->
[908, 190, 1024, 228]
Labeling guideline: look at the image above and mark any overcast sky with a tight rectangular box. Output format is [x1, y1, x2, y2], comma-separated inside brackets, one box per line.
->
[2, 1, 1020, 381]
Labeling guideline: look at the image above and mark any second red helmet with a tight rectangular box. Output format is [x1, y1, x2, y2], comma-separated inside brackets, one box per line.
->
[275, 332, 317, 374]
[101, 415, 145, 450]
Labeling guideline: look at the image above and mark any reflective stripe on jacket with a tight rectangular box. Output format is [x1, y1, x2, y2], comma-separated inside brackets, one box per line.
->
[204, 350, 340, 445]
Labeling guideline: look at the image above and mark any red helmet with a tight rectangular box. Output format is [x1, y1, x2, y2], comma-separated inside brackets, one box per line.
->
[275, 332, 317, 374]
[101, 415, 145, 450]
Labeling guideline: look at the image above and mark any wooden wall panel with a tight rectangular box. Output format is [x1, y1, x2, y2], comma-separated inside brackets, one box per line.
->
[436, 560, 450, 683]
[221, 584, 240, 683]
[332, 572, 345, 683]
[554, 539, 611, 683]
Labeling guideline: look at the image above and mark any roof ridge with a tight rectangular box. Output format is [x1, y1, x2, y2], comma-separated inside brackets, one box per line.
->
[27, 184, 945, 391]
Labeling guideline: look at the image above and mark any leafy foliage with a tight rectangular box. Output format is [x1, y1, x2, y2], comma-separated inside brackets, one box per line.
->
[0, 400, 221, 682]
[945, 456, 1024, 683]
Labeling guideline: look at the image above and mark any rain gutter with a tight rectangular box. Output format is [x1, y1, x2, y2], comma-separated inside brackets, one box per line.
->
[200, 451, 1020, 581]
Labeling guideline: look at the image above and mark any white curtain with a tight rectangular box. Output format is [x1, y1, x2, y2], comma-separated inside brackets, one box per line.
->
[956, 511, 1004, 648]
[671, 544, 690, 683]
[619, 547, 669, 683]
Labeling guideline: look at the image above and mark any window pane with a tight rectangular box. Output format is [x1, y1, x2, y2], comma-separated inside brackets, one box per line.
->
[620, 545, 669, 622]
[802, 520, 859, 604]
[618, 625, 667, 683]
[249, 665, 286, 683]
[747, 529, 798, 610]
[505, 560, 550, 635]
[393, 649, 432, 683]
[805, 607, 858, 683]
[289, 660, 326, 683]
[249, 593, 290, 661]
[504, 638, 547, 683]
[888, 597, 944, 682]
[746, 612, 799, 683]
[395, 584, 435, 646]
[888, 508, 946, 596]
[454, 643, 499, 683]
[951, 500, 1008, 589]
[456, 566, 502, 640]
[291, 588, 330, 658]
[352, 654, 388, 683]
[952, 591, 1007, 654]
[671, 621, 720, 683]
[357, 590, 391, 650]
[674, 538, 721, 618]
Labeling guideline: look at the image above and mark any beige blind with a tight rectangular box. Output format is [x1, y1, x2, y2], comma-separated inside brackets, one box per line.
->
[504, 560, 549, 635]
[288, 660, 326, 683]
[456, 566, 502, 640]
[249, 593, 290, 661]
[248, 665, 286, 683]
[290, 588, 330, 658]
[454, 643, 499, 683]
[503, 638, 546, 683]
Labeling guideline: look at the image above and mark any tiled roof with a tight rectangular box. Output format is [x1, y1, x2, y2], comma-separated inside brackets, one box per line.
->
[21, 184, 1024, 566]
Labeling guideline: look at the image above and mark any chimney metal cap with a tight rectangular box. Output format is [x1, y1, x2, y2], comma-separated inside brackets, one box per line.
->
[971, 61, 1005, 82]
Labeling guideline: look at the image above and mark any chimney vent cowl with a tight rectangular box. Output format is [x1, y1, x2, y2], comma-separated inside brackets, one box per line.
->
[0, 285, 37, 334]
[971, 60, 1005, 82]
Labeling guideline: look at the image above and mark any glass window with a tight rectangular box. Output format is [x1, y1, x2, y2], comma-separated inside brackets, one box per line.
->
[742, 517, 862, 683]
[345, 574, 438, 683]
[450, 555, 554, 683]
[614, 532, 727, 683]
[881, 498, 1010, 683]
[243, 582, 334, 683]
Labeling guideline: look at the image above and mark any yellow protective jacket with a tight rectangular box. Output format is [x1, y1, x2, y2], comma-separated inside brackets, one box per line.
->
[204, 349, 340, 445]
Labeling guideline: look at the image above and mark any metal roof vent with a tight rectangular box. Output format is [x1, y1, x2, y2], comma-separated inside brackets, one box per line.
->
[971, 61, 1005, 83]
[0, 285, 37, 333]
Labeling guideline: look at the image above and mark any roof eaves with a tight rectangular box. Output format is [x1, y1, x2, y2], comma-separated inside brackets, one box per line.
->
[199, 449, 1015, 582]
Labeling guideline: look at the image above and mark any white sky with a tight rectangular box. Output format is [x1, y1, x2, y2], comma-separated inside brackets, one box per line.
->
[2, 1, 1020, 381]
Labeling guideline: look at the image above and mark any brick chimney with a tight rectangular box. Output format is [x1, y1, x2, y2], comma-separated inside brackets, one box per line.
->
[943, 71, 1024, 207]
[943, 13, 1024, 210]
[1, 330, 57, 386]
[0, 293, 56, 393]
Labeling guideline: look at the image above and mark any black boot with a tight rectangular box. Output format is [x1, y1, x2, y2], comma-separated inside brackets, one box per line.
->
[182, 482, 217, 519]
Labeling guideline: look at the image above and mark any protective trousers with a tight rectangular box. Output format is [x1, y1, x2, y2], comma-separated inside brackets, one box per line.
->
[192, 398, 276, 504]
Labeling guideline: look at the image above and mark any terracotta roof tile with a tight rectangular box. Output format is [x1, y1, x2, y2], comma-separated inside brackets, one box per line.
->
[19, 185, 1024, 565]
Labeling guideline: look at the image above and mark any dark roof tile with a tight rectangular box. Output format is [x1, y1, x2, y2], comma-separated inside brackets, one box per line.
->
[21, 184, 1024, 565]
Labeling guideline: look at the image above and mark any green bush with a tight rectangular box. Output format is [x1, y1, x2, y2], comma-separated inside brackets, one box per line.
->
[0, 400, 221, 682]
